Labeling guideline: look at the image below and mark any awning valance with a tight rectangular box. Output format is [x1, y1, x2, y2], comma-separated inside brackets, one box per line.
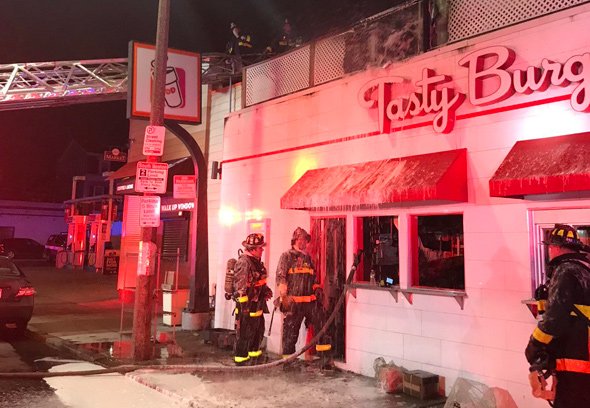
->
[280, 149, 467, 210]
[489, 132, 590, 198]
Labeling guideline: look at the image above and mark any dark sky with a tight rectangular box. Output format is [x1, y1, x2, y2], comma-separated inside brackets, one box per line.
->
[0, 0, 395, 202]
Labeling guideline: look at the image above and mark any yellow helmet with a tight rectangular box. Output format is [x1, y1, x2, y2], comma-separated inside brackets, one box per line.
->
[543, 224, 583, 250]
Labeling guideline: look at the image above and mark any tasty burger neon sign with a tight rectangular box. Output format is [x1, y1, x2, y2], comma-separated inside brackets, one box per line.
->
[358, 46, 590, 134]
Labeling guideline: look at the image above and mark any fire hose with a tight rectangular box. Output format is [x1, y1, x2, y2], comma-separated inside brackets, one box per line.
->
[0, 251, 363, 379]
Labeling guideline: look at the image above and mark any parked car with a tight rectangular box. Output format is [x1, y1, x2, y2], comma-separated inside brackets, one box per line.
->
[0, 238, 45, 260]
[0, 256, 35, 332]
[44, 232, 67, 263]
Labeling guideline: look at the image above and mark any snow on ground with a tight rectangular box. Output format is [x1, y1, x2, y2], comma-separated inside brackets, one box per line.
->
[45, 362, 181, 408]
[128, 368, 406, 408]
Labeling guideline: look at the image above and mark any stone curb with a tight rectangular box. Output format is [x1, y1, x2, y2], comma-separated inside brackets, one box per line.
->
[26, 328, 104, 364]
[126, 372, 194, 407]
[26, 327, 200, 405]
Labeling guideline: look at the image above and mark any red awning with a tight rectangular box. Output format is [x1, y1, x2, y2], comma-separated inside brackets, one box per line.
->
[281, 149, 467, 210]
[489, 132, 590, 198]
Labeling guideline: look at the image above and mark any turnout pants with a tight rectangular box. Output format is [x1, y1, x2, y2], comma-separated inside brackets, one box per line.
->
[282, 301, 331, 357]
[553, 372, 590, 408]
[234, 302, 265, 365]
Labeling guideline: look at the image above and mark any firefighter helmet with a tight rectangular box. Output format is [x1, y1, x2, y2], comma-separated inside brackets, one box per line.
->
[242, 233, 266, 249]
[542, 224, 584, 250]
[291, 227, 311, 246]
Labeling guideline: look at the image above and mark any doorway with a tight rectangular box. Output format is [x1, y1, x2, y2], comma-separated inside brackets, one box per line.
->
[310, 217, 346, 361]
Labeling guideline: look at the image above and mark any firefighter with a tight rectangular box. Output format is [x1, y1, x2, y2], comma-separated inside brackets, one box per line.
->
[525, 223, 590, 407]
[227, 22, 252, 57]
[276, 227, 332, 367]
[265, 18, 302, 55]
[233, 233, 272, 366]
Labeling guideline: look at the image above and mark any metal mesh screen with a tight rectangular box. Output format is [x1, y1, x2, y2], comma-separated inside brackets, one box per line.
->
[313, 33, 350, 86]
[448, 0, 588, 42]
[244, 46, 311, 106]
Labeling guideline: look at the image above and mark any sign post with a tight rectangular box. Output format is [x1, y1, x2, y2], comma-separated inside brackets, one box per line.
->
[132, 0, 170, 362]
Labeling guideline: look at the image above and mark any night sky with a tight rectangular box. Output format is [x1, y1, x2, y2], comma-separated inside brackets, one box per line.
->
[0, 0, 395, 202]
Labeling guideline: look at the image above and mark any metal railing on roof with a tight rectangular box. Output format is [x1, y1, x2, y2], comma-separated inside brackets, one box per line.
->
[242, 0, 590, 107]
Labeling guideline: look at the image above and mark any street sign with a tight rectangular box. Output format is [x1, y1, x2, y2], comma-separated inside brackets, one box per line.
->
[142, 125, 166, 156]
[104, 148, 127, 162]
[139, 196, 161, 227]
[129, 42, 202, 124]
[135, 161, 168, 194]
[173, 175, 196, 199]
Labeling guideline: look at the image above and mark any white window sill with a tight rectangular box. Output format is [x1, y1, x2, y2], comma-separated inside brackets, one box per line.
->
[345, 284, 467, 309]
[346, 283, 400, 302]
[401, 287, 467, 310]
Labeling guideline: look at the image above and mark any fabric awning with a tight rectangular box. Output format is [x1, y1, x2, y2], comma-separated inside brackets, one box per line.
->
[107, 161, 138, 180]
[489, 132, 590, 198]
[281, 149, 467, 210]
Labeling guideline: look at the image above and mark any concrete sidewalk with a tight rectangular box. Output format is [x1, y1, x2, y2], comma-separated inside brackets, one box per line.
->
[22, 265, 446, 407]
[31, 328, 446, 408]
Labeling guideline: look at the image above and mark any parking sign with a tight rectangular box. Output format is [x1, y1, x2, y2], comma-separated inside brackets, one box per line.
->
[135, 162, 168, 194]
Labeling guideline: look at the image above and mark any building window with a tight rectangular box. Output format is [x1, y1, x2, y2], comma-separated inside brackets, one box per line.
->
[161, 218, 189, 261]
[412, 214, 464, 290]
[355, 216, 399, 286]
[532, 223, 590, 293]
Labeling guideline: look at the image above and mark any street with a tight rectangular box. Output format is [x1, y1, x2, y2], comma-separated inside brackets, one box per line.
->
[0, 263, 447, 408]
[0, 330, 67, 408]
[0, 330, 180, 408]
[0, 263, 179, 408]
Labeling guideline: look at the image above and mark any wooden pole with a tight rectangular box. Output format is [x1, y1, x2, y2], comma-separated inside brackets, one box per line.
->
[132, 0, 170, 361]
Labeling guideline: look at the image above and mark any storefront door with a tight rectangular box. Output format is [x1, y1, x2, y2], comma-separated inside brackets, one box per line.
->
[310, 217, 346, 361]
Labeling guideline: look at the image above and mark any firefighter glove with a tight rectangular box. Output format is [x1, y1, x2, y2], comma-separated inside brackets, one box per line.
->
[278, 283, 288, 298]
[525, 337, 554, 371]
[280, 295, 294, 313]
[314, 286, 324, 302]
[263, 286, 273, 301]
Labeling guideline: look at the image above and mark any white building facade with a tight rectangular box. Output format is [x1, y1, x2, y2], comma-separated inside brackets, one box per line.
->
[214, 4, 590, 406]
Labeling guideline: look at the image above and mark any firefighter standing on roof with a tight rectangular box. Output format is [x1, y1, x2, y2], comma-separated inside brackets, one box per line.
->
[276, 227, 331, 362]
[233, 233, 272, 366]
[525, 224, 590, 407]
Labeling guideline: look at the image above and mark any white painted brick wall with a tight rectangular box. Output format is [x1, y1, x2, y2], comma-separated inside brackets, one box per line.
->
[214, 4, 590, 404]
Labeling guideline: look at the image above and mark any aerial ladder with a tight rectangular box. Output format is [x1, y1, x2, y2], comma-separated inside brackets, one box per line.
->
[0, 53, 254, 111]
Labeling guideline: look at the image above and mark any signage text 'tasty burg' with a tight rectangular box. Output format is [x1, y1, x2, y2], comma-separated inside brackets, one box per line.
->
[358, 46, 590, 134]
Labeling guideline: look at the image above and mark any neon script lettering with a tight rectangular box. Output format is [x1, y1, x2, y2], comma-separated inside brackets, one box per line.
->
[360, 46, 590, 134]
[358, 69, 465, 134]
[458, 46, 590, 112]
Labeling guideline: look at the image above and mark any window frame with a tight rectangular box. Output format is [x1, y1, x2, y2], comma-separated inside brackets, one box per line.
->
[352, 214, 400, 287]
[409, 212, 466, 291]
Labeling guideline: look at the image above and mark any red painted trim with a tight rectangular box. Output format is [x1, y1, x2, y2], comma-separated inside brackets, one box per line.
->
[223, 130, 382, 164]
[457, 94, 570, 121]
[223, 94, 572, 165]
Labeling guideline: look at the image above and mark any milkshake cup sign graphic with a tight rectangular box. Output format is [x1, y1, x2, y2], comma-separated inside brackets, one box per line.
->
[150, 60, 186, 109]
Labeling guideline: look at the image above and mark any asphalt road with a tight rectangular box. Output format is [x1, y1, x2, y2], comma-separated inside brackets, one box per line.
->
[0, 330, 69, 408]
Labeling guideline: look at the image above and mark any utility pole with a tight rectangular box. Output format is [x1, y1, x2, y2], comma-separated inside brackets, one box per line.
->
[133, 0, 170, 361]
